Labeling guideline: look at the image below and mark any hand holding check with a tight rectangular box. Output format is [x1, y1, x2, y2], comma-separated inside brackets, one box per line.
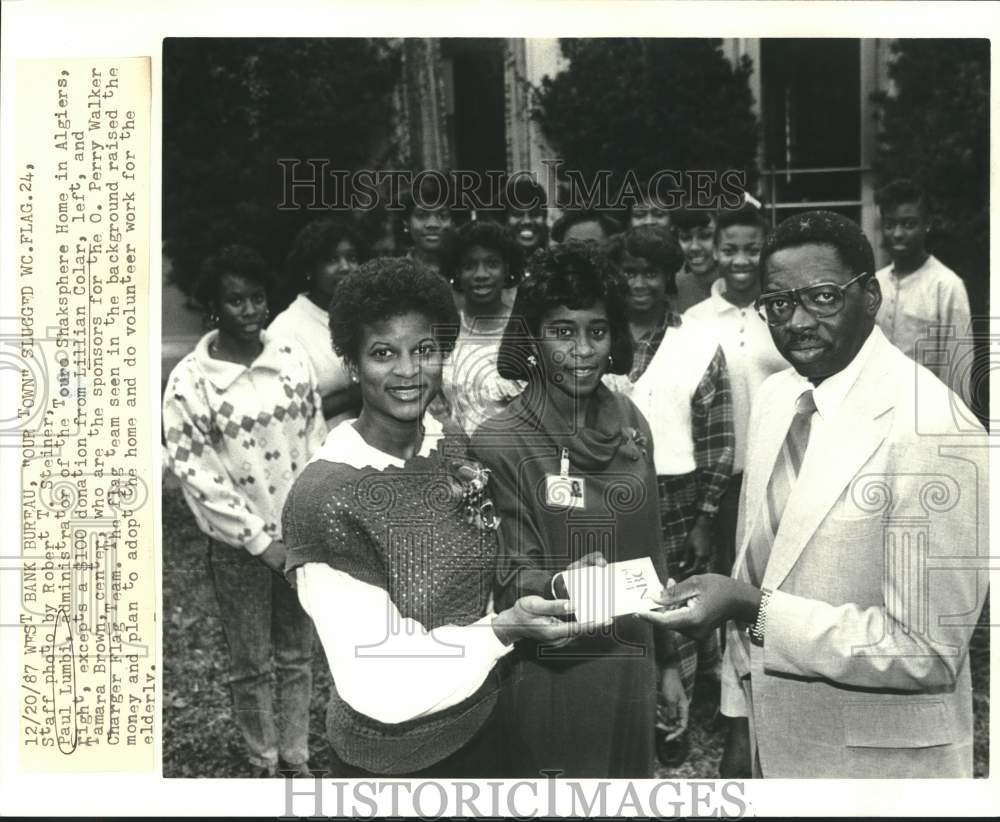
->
[638, 574, 763, 640]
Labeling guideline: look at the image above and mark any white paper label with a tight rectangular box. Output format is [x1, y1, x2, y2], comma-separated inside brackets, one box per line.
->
[563, 556, 662, 624]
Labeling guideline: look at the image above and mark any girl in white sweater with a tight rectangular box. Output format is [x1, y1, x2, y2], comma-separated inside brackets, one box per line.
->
[163, 245, 327, 777]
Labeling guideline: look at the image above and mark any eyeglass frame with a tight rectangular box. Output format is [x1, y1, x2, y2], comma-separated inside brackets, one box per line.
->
[754, 271, 873, 327]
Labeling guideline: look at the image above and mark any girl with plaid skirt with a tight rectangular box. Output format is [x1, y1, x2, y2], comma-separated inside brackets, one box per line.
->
[604, 226, 735, 767]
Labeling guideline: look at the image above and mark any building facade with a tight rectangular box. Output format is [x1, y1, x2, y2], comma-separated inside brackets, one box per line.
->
[401, 37, 895, 264]
[723, 38, 894, 266]
[163, 37, 897, 381]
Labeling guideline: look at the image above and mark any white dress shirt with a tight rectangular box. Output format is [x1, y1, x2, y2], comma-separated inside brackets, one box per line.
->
[875, 255, 972, 406]
[686, 280, 789, 472]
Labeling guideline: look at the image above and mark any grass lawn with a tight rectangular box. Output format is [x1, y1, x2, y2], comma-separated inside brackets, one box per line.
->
[162, 481, 989, 778]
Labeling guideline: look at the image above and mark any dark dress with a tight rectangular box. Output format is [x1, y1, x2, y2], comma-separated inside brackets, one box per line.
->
[469, 382, 665, 778]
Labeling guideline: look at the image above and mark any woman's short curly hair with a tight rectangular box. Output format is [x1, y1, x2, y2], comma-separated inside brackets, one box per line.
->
[329, 256, 460, 367]
[671, 207, 715, 232]
[444, 220, 526, 290]
[399, 172, 453, 217]
[284, 217, 369, 293]
[603, 225, 684, 295]
[497, 241, 633, 381]
[503, 176, 547, 214]
[193, 244, 274, 314]
[550, 209, 623, 244]
[714, 203, 769, 239]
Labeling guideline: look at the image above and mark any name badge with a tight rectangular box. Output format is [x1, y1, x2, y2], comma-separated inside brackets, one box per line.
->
[545, 474, 586, 508]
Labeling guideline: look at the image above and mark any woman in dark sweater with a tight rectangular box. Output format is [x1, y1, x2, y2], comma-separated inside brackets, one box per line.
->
[281, 257, 594, 777]
[469, 242, 667, 778]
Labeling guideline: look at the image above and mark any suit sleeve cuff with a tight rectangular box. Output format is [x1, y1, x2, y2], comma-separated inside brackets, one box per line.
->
[761, 589, 819, 675]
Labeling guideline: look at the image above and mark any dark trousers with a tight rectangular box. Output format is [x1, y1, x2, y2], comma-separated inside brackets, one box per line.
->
[208, 539, 315, 769]
[714, 472, 744, 577]
[713, 473, 744, 656]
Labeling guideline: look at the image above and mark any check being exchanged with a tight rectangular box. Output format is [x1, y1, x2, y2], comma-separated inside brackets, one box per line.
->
[562, 557, 663, 624]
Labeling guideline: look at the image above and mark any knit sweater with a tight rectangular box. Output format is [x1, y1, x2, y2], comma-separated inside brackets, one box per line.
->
[269, 293, 355, 429]
[163, 330, 327, 554]
[441, 307, 526, 436]
[282, 433, 501, 774]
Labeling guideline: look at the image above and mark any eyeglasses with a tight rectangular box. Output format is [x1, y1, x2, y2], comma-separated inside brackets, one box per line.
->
[754, 271, 871, 326]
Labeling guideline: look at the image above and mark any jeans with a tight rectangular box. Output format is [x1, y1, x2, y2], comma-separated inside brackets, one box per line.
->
[208, 539, 315, 769]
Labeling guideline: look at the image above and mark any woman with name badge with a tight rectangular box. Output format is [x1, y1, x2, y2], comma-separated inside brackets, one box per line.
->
[470, 241, 667, 778]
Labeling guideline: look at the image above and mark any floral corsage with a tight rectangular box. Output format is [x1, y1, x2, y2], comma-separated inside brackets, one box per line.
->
[445, 456, 501, 531]
[620, 426, 650, 462]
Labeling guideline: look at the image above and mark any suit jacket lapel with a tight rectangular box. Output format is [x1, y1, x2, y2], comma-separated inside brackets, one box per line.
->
[762, 340, 897, 591]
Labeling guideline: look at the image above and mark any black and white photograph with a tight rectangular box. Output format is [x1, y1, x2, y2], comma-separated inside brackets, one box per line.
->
[159, 34, 990, 785]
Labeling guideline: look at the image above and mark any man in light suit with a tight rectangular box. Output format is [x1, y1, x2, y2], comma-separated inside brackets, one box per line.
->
[642, 210, 987, 778]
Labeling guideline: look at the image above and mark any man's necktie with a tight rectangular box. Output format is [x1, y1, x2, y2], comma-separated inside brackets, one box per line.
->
[741, 389, 816, 588]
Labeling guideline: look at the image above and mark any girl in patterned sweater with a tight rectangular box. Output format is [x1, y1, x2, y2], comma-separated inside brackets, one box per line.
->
[163, 245, 326, 777]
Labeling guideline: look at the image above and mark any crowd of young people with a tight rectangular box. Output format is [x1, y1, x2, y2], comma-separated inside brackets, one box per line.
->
[163, 175, 977, 778]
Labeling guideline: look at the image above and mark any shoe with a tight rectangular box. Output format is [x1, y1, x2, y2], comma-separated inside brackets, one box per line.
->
[656, 729, 690, 769]
[250, 764, 277, 778]
[277, 760, 312, 778]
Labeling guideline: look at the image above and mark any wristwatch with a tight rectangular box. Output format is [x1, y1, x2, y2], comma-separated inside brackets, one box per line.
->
[748, 587, 772, 647]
